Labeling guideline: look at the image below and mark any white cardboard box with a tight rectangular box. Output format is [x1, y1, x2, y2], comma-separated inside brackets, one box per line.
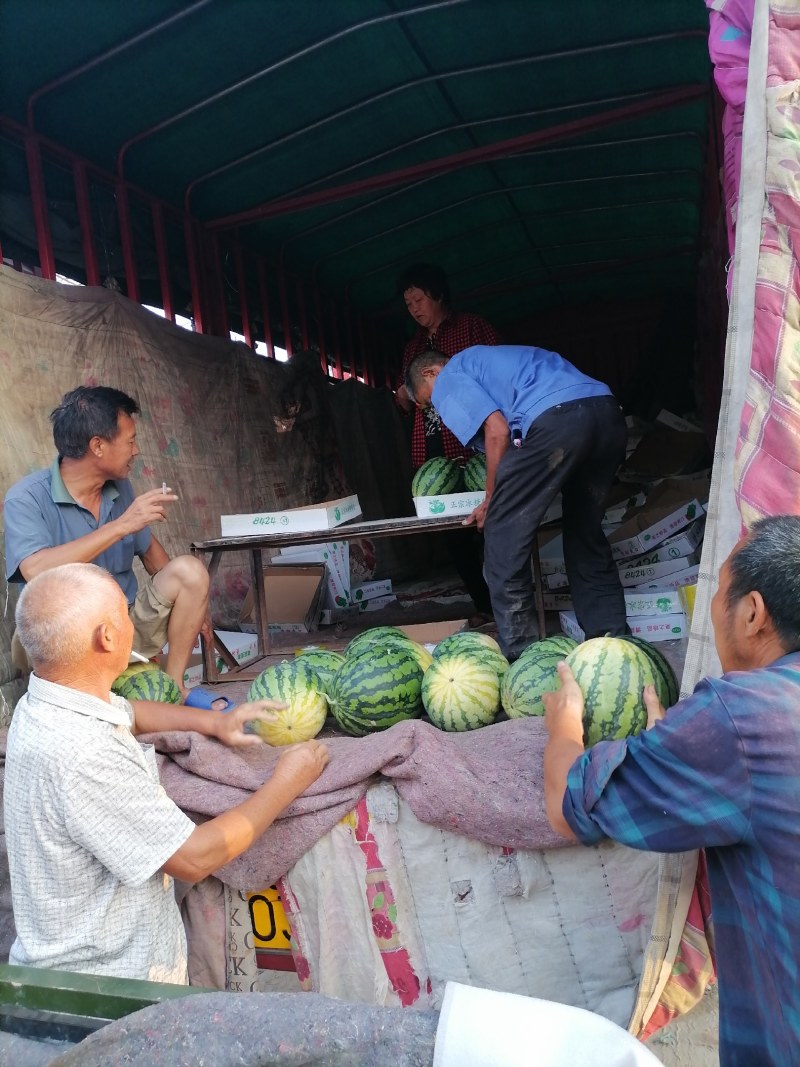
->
[559, 609, 687, 644]
[221, 495, 361, 537]
[617, 555, 697, 588]
[275, 541, 351, 607]
[349, 579, 393, 603]
[609, 497, 704, 560]
[413, 493, 562, 523]
[544, 590, 683, 616]
[239, 564, 326, 635]
[320, 593, 398, 625]
[634, 563, 701, 593]
[167, 631, 260, 689]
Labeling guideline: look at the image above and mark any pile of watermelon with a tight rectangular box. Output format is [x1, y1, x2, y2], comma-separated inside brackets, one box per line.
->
[500, 632, 679, 747]
[411, 455, 487, 497]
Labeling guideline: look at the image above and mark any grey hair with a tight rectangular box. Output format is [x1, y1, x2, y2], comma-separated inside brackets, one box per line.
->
[404, 350, 448, 403]
[727, 515, 800, 651]
[15, 564, 126, 670]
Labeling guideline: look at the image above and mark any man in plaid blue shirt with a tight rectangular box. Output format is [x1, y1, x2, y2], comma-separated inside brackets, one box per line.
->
[544, 516, 800, 1067]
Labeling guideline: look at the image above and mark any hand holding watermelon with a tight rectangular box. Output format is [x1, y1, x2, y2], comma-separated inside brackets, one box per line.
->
[542, 662, 585, 743]
[643, 685, 665, 730]
[213, 699, 285, 748]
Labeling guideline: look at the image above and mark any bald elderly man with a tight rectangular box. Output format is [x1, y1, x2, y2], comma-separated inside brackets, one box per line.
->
[5, 563, 328, 984]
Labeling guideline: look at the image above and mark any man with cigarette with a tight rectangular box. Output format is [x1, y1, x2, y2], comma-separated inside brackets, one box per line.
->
[4, 385, 208, 696]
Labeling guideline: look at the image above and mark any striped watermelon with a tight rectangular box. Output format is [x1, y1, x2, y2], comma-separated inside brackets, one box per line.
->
[294, 649, 346, 692]
[422, 654, 500, 731]
[433, 631, 508, 677]
[345, 626, 409, 658]
[501, 652, 562, 718]
[113, 666, 182, 704]
[412, 457, 463, 497]
[463, 453, 487, 492]
[620, 635, 679, 708]
[247, 660, 328, 745]
[517, 635, 577, 662]
[565, 637, 657, 747]
[329, 646, 424, 736]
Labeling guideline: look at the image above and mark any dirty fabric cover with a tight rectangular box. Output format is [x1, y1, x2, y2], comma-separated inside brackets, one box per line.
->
[147, 716, 568, 890]
[0, 267, 415, 715]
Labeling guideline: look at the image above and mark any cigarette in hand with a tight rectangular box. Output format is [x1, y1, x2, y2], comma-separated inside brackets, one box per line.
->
[162, 481, 168, 496]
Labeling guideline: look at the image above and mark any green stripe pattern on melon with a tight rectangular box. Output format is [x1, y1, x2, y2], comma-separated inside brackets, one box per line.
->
[620, 635, 679, 708]
[329, 646, 425, 736]
[345, 626, 409, 658]
[517, 635, 577, 662]
[293, 649, 346, 692]
[463, 453, 487, 492]
[247, 660, 328, 745]
[501, 652, 562, 718]
[113, 667, 182, 704]
[434, 631, 508, 677]
[412, 457, 463, 497]
[422, 654, 500, 731]
[565, 636, 656, 746]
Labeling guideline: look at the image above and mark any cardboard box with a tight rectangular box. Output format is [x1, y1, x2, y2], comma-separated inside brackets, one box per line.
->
[602, 487, 647, 525]
[559, 610, 687, 644]
[547, 591, 683, 617]
[319, 593, 398, 625]
[274, 541, 351, 608]
[413, 493, 561, 524]
[239, 564, 326, 634]
[609, 482, 705, 561]
[221, 495, 361, 537]
[622, 424, 710, 479]
[617, 555, 697, 588]
[634, 563, 701, 593]
[162, 630, 260, 689]
[349, 579, 393, 603]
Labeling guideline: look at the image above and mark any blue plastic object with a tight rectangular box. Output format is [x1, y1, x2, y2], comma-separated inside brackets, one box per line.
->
[184, 689, 236, 713]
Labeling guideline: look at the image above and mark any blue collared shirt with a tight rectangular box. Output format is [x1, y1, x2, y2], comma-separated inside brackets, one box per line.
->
[563, 654, 800, 1067]
[4, 458, 150, 605]
[431, 344, 611, 449]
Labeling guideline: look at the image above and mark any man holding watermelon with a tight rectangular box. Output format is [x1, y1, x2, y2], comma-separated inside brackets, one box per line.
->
[404, 344, 629, 659]
[5, 562, 329, 984]
[543, 517, 800, 1066]
[4, 385, 209, 697]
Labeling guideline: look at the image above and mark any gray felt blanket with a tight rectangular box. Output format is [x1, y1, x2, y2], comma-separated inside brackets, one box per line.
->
[145, 716, 572, 890]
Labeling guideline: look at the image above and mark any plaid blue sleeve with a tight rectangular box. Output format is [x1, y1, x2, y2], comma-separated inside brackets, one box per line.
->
[563, 677, 752, 853]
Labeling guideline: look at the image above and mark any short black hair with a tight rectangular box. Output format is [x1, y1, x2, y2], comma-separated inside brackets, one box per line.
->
[50, 386, 140, 459]
[395, 263, 451, 305]
[727, 515, 800, 651]
[404, 349, 449, 403]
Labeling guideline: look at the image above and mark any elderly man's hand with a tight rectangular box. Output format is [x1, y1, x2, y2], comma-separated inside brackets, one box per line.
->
[214, 700, 283, 748]
[542, 661, 585, 743]
[463, 499, 489, 530]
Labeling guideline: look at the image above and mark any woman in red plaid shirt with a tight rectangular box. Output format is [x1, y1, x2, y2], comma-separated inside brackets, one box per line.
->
[395, 263, 500, 622]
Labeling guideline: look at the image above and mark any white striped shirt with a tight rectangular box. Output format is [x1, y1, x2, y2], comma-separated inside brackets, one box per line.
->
[4, 674, 194, 984]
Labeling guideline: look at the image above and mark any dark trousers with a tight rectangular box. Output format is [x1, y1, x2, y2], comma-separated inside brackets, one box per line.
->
[483, 395, 628, 659]
[444, 528, 492, 615]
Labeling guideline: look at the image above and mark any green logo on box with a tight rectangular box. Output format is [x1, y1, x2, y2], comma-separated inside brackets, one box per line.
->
[429, 499, 445, 514]
[334, 507, 341, 520]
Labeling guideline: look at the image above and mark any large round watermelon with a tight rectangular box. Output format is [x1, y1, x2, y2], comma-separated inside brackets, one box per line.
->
[565, 637, 657, 747]
[328, 646, 424, 736]
[501, 652, 562, 718]
[422, 654, 500, 731]
[620, 635, 679, 709]
[345, 626, 409, 658]
[113, 666, 182, 705]
[463, 453, 487, 492]
[412, 457, 463, 497]
[247, 660, 328, 745]
[433, 631, 508, 677]
[293, 649, 346, 692]
[517, 635, 577, 663]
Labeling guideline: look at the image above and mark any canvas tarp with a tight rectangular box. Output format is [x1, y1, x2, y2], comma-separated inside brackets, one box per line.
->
[0, 265, 419, 716]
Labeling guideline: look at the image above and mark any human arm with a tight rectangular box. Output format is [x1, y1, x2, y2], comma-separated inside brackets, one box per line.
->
[463, 410, 510, 530]
[140, 533, 171, 576]
[542, 661, 585, 839]
[548, 671, 752, 853]
[10, 486, 176, 582]
[162, 739, 329, 882]
[131, 698, 284, 748]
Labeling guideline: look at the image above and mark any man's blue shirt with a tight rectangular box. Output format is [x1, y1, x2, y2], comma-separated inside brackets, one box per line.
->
[563, 654, 800, 1067]
[4, 459, 150, 605]
[430, 344, 611, 449]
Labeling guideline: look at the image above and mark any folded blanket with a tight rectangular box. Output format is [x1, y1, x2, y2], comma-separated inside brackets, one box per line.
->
[145, 716, 572, 889]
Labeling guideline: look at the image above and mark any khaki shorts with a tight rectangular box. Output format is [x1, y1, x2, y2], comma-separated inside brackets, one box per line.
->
[130, 575, 173, 660]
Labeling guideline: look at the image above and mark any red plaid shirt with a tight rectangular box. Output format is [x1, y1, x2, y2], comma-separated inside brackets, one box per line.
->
[398, 311, 500, 469]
